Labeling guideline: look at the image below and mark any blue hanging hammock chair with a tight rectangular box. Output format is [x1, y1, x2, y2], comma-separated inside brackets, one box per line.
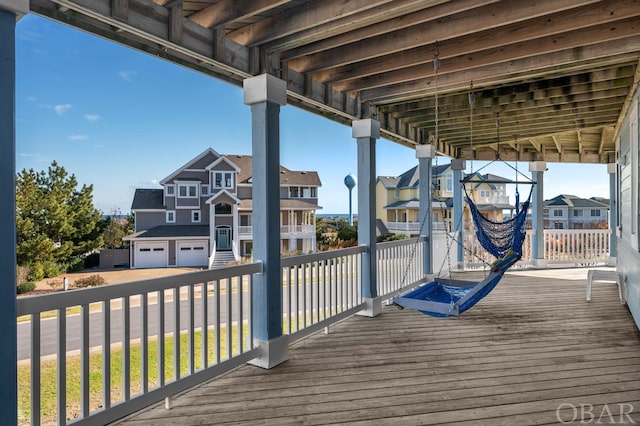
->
[393, 184, 533, 317]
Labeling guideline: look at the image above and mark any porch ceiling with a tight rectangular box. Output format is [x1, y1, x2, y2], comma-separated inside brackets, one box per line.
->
[29, 0, 640, 164]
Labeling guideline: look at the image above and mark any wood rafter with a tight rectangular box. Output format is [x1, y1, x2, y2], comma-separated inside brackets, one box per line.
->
[30, 0, 640, 164]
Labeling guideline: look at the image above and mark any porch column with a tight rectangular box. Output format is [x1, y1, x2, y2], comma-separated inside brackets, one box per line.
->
[608, 163, 618, 265]
[232, 203, 239, 259]
[529, 161, 547, 268]
[0, 2, 26, 423]
[353, 118, 380, 317]
[451, 159, 466, 270]
[243, 74, 288, 368]
[416, 144, 435, 275]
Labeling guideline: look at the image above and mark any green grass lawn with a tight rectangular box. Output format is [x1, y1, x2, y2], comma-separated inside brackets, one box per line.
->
[19, 325, 246, 425]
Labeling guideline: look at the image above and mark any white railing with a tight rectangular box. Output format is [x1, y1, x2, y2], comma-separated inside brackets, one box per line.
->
[543, 229, 611, 265]
[473, 195, 510, 205]
[387, 221, 447, 233]
[17, 263, 261, 425]
[376, 237, 429, 299]
[462, 229, 611, 268]
[238, 225, 315, 236]
[281, 246, 366, 342]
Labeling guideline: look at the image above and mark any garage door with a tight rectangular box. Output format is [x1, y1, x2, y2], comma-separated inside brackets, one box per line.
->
[135, 242, 167, 268]
[177, 241, 208, 267]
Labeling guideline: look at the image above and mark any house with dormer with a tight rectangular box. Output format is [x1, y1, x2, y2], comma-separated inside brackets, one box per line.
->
[376, 164, 513, 236]
[124, 148, 321, 269]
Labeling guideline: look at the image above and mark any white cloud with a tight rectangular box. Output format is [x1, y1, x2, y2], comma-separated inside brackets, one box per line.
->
[53, 104, 72, 115]
[68, 134, 88, 142]
[119, 71, 136, 82]
[85, 114, 100, 122]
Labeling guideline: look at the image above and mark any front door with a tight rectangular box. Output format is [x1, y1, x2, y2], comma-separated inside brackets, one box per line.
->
[216, 227, 231, 250]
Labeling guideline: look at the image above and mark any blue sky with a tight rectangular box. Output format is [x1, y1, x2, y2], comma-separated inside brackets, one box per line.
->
[15, 15, 611, 215]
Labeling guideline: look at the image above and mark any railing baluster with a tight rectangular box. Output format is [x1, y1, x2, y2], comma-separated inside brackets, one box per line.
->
[215, 280, 220, 364]
[102, 301, 110, 410]
[141, 293, 149, 394]
[188, 285, 194, 375]
[31, 313, 41, 426]
[247, 274, 253, 350]
[123, 297, 131, 401]
[81, 304, 90, 418]
[226, 278, 232, 359]
[202, 282, 208, 368]
[57, 309, 66, 425]
[158, 290, 165, 388]
[238, 275, 243, 353]
[173, 287, 180, 381]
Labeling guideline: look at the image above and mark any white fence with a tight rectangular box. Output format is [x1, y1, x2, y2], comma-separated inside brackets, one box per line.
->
[463, 229, 611, 268]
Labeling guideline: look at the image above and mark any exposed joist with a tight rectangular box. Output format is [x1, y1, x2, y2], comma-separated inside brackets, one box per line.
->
[226, 0, 396, 47]
[187, 0, 290, 29]
[287, 0, 599, 73]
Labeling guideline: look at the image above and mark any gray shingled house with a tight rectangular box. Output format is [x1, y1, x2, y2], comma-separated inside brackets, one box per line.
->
[124, 148, 321, 268]
[544, 194, 609, 229]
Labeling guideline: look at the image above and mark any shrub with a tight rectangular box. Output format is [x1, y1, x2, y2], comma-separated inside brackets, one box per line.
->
[42, 260, 64, 278]
[74, 274, 106, 288]
[16, 281, 36, 294]
[66, 257, 85, 272]
[337, 225, 357, 242]
[27, 262, 45, 282]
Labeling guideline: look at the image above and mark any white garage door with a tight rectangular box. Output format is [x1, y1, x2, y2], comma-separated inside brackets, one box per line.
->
[177, 241, 208, 267]
[135, 242, 167, 268]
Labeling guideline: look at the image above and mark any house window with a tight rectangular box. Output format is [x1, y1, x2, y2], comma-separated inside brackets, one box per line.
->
[213, 172, 233, 188]
[573, 210, 583, 217]
[310, 187, 317, 198]
[215, 203, 232, 215]
[480, 190, 490, 198]
[395, 189, 400, 197]
[165, 185, 175, 196]
[240, 214, 252, 226]
[290, 187, 300, 198]
[192, 210, 201, 223]
[178, 184, 198, 198]
[553, 209, 562, 217]
[166, 210, 176, 223]
[446, 174, 453, 192]
[201, 185, 209, 196]
[591, 209, 601, 217]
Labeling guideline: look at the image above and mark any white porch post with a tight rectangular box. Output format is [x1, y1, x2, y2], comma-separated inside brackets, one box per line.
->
[416, 144, 435, 275]
[353, 118, 380, 317]
[529, 161, 547, 268]
[209, 204, 216, 257]
[0, 1, 25, 422]
[244, 74, 288, 368]
[608, 163, 618, 265]
[451, 159, 466, 270]
[232, 203, 239, 259]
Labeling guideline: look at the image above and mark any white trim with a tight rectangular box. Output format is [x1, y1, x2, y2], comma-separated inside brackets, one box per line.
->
[132, 209, 165, 213]
[205, 156, 241, 172]
[165, 184, 175, 196]
[191, 210, 201, 223]
[211, 170, 235, 189]
[205, 189, 241, 205]
[166, 210, 176, 223]
[176, 181, 200, 198]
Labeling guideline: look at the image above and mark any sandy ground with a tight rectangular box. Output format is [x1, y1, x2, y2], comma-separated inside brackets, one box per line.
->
[30, 267, 203, 294]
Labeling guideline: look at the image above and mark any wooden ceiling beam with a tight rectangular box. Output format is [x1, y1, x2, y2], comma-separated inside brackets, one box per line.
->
[226, 0, 395, 46]
[187, 0, 290, 29]
[265, 0, 449, 54]
[312, 0, 640, 83]
[286, 0, 599, 73]
[333, 17, 640, 93]
[360, 41, 640, 104]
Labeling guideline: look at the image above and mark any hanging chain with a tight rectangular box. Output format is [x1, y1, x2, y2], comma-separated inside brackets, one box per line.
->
[469, 81, 475, 174]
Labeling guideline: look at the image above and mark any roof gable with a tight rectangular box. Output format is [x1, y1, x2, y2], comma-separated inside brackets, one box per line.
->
[159, 148, 222, 184]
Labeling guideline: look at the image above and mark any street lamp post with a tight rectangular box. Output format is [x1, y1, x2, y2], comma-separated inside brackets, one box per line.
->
[344, 174, 356, 226]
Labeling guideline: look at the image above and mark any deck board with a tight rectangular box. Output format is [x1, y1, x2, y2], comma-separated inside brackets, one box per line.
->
[117, 268, 640, 425]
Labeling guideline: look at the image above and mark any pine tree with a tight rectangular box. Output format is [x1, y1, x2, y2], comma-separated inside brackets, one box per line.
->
[16, 161, 104, 267]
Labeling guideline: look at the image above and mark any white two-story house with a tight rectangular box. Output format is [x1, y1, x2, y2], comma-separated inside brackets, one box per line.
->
[544, 194, 609, 229]
[125, 148, 321, 269]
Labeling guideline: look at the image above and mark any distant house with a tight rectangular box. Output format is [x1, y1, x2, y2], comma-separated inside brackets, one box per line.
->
[124, 148, 321, 269]
[544, 194, 609, 229]
[376, 164, 514, 236]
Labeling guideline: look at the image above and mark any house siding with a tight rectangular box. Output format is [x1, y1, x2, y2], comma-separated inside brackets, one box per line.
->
[618, 91, 640, 330]
[136, 211, 165, 232]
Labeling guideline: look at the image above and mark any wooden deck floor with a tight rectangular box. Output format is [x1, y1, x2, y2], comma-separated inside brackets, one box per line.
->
[118, 268, 640, 425]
